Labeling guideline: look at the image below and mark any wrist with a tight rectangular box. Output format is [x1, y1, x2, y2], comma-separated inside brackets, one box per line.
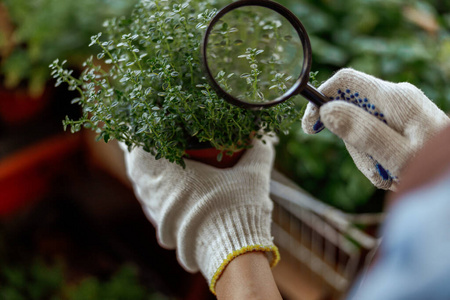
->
[210, 244, 280, 295]
[185, 204, 279, 294]
[215, 251, 282, 300]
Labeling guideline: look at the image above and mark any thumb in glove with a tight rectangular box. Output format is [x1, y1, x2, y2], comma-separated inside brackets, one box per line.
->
[302, 68, 449, 190]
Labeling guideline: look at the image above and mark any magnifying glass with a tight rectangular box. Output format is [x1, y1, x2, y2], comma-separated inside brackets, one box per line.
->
[202, 0, 328, 109]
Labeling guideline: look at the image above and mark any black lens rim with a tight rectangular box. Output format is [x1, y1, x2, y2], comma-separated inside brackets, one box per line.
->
[202, 0, 312, 109]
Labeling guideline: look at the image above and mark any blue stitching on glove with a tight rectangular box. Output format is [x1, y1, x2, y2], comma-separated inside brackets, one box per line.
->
[376, 163, 391, 180]
[313, 119, 325, 133]
[329, 89, 388, 124]
[368, 155, 398, 182]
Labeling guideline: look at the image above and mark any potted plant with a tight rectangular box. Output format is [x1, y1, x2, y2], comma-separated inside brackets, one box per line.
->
[0, 0, 136, 125]
[50, 0, 302, 168]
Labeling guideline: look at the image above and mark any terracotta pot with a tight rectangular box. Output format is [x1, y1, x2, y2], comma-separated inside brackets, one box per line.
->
[184, 147, 245, 168]
[0, 134, 81, 217]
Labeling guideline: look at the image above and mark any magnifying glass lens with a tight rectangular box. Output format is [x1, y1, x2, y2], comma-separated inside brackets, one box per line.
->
[205, 6, 305, 105]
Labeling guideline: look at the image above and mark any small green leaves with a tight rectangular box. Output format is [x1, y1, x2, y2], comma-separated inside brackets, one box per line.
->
[52, 0, 300, 168]
[89, 32, 102, 47]
[217, 151, 223, 162]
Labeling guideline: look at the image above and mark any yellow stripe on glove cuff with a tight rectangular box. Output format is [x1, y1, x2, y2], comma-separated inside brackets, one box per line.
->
[209, 244, 281, 295]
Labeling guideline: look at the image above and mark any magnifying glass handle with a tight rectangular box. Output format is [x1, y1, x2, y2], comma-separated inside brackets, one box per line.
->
[300, 83, 329, 107]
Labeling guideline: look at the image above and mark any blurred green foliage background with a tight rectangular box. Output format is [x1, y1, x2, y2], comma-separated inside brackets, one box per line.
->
[275, 0, 450, 212]
[0, 259, 170, 300]
[0, 0, 137, 96]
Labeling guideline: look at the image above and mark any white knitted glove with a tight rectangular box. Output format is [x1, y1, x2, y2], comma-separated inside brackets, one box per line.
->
[302, 68, 449, 190]
[120, 138, 279, 294]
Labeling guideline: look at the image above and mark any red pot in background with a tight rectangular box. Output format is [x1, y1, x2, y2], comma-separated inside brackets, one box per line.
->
[0, 87, 51, 125]
[0, 134, 81, 217]
[184, 148, 245, 168]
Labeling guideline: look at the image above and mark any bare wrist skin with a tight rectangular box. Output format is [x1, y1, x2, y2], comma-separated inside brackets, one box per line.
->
[215, 252, 282, 300]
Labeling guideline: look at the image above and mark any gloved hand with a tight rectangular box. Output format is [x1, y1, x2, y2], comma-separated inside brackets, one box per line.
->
[302, 68, 449, 190]
[120, 138, 279, 294]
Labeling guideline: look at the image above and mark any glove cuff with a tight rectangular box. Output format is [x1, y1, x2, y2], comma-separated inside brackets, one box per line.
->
[194, 204, 280, 295]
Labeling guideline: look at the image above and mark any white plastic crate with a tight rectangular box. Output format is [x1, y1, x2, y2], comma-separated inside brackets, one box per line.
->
[270, 170, 383, 298]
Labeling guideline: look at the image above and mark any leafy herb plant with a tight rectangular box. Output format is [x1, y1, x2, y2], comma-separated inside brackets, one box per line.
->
[51, 0, 302, 167]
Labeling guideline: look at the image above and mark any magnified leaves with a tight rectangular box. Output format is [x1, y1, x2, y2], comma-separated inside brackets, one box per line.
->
[206, 5, 304, 104]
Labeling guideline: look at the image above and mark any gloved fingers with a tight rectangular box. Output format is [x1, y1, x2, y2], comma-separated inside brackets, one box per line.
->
[118, 141, 128, 152]
[182, 137, 275, 177]
[393, 82, 450, 137]
[261, 131, 279, 145]
[301, 101, 324, 134]
[345, 143, 394, 190]
[120, 134, 275, 185]
[317, 69, 448, 134]
[318, 68, 392, 103]
[302, 68, 389, 135]
[236, 136, 276, 170]
[122, 144, 182, 182]
[320, 100, 413, 176]
[304, 68, 448, 138]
